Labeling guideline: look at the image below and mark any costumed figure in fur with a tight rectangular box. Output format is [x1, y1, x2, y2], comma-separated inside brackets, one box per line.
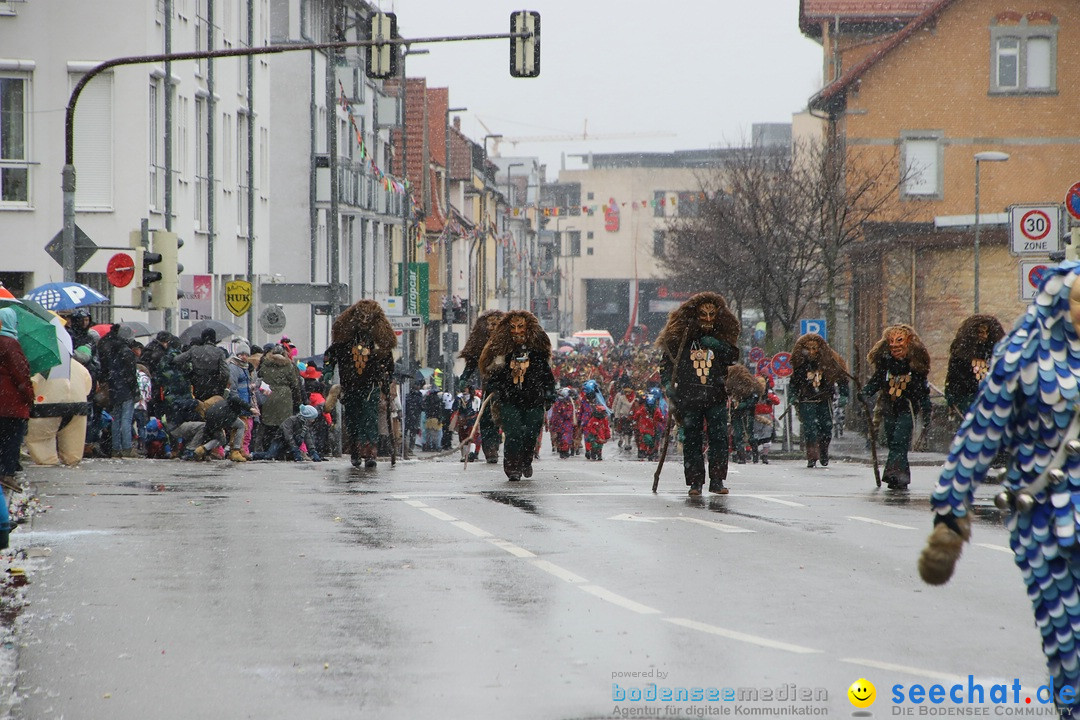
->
[323, 300, 396, 468]
[656, 292, 740, 496]
[479, 310, 556, 481]
[727, 364, 760, 465]
[791, 332, 850, 468]
[922, 262, 1080, 714]
[943, 314, 1006, 424]
[859, 324, 931, 490]
[459, 310, 504, 464]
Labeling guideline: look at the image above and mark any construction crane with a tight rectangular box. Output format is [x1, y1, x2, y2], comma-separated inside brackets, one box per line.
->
[476, 117, 675, 157]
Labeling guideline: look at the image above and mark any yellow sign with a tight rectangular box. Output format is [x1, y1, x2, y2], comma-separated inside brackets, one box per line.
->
[225, 280, 253, 317]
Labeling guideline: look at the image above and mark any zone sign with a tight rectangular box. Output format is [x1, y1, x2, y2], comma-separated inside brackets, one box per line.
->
[1010, 204, 1063, 256]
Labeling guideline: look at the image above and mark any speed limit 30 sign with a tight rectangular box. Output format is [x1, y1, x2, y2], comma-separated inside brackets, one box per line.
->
[1010, 204, 1063, 255]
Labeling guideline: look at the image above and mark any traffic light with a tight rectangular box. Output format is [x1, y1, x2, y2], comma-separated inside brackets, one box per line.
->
[149, 231, 184, 309]
[510, 11, 540, 78]
[365, 12, 397, 79]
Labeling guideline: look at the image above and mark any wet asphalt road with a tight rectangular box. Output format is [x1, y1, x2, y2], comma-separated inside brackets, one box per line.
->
[6, 444, 1049, 719]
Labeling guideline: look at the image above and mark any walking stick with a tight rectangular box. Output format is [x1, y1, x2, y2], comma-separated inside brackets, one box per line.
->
[462, 392, 496, 470]
[653, 328, 691, 493]
[383, 385, 396, 467]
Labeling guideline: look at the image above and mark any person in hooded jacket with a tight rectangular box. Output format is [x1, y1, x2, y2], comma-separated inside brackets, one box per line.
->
[98, 325, 139, 458]
[173, 328, 229, 401]
[256, 345, 302, 453]
[252, 404, 323, 461]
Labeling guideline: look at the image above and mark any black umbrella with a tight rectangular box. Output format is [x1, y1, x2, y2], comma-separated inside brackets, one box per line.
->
[178, 318, 244, 346]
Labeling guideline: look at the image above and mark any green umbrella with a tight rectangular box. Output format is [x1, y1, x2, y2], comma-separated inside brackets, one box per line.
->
[0, 296, 54, 323]
[4, 304, 62, 376]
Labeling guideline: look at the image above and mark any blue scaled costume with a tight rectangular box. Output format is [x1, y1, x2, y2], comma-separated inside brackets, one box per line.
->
[924, 262, 1080, 713]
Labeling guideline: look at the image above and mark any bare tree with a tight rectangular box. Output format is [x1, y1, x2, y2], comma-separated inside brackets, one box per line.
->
[662, 144, 824, 344]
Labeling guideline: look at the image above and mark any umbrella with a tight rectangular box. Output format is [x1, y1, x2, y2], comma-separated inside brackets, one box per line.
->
[25, 281, 109, 312]
[557, 345, 575, 354]
[0, 287, 15, 299]
[0, 296, 55, 323]
[92, 320, 156, 338]
[178, 318, 244, 346]
[4, 304, 63, 376]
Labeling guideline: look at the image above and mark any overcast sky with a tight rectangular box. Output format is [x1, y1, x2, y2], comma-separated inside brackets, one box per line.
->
[388, 0, 825, 179]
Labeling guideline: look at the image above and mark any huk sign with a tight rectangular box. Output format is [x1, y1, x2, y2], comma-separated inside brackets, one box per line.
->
[225, 280, 253, 317]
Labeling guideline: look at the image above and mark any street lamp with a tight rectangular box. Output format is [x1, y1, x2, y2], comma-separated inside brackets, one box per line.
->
[973, 151, 1010, 313]
[506, 162, 525, 310]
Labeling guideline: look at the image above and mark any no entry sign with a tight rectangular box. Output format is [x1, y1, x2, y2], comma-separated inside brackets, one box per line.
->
[106, 252, 135, 288]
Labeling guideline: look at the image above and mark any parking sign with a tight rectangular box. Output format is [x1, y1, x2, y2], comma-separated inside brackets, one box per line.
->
[799, 319, 827, 341]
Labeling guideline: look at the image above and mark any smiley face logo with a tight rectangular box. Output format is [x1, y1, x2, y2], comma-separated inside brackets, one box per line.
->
[848, 678, 876, 708]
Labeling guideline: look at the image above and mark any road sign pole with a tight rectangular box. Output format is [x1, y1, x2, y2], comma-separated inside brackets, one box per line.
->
[62, 165, 76, 282]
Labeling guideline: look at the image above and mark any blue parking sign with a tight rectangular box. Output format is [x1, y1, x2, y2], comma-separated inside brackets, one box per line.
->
[800, 318, 827, 341]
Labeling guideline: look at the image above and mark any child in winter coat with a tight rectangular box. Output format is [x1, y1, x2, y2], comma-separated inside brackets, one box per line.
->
[633, 395, 664, 460]
[583, 405, 611, 460]
[549, 388, 576, 458]
[751, 376, 780, 464]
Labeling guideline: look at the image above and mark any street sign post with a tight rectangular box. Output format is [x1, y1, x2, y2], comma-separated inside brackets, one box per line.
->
[389, 315, 422, 331]
[1066, 182, 1080, 222]
[106, 252, 135, 288]
[259, 306, 287, 335]
[799, 318, 827, 340]
[771, 352, 793, 378]
[1010, 204, 1062, 255]
[1020, 261, 1052, 300]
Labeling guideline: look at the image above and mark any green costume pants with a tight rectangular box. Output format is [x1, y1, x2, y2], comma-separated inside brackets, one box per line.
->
[681, 403, 729, 487]
[499, 404, 545, 478]
[343, 387, 380, 448]
[480, 406, 502, 459]
[797, 401, 832, 444]
[731, 410, 753, 455]
[882, 412, 914, 486]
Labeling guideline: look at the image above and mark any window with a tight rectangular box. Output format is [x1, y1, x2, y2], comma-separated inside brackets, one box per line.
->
[195, 96, 207, 229]
[586, 191, 594, 200]
[0, 74, 29, 205]
[990, 15, 1057, 94]
[586, 247, 594, 256]
[653, 230, 665, 258]
[901, 132, 943, 200]
[238, 111, 248, 233]
[567, 231, 581, 257]
[587, 231, 594, 240]
[70, 69, 115, 210]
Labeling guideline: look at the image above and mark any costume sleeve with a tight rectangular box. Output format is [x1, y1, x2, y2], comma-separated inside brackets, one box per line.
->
[861, 365, 885, 399]
[930, 351, 1020, 520]
[322, 343, 341, 382]
[943, 354, 965, 407]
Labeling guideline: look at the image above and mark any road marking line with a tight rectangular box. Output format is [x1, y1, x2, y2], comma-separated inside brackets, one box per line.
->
[975, 542, 1013, 555]
[531, 559, 587, 584]
[848, 515, 915, 530]
[580, 585, 661, 614]
[486, 538, 536, 557]
[608, 513, 754, 533]
[451, 520, 492, 538]
[402, 499, 428, 507]
[418, 507, 457, 522]
[664, 618, 821, 654]
[744, 494, 806, 508]
[676, 517, 754, 534]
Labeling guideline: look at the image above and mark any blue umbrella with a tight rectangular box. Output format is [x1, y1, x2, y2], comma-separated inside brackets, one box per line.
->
[25, 282, 109, 311]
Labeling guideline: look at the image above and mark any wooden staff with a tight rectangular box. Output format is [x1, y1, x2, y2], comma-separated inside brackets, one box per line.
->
[653, 328, 691, 493]
[836, 364, 881, 487]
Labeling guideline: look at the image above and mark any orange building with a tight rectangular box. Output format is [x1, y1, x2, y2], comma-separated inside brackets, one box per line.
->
[802, 0, 1080, 385]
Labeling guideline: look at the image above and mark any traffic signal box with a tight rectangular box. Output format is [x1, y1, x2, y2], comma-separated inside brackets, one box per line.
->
[150, 231, 183, 310]
[510, 11, 540, 78]
[365, 12, 397, 80]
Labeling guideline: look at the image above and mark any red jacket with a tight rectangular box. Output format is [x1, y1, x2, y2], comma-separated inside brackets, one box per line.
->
[0, 335, 33, 419]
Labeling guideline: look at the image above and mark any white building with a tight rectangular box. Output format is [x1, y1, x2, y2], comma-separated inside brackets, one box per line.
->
[0, 0, 403, 357]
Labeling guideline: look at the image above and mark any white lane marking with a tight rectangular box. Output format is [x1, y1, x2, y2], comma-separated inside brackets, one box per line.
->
[451, 520, 492, 538]
[975, 542, 1013, 555]
[848, 515, 915, 530]
[486, 538, 535, 558]
[531, 559, 587, 584]
[418, 507, 457, 522]
[580, 585, 661, 614]
[402, 499, 428, 507]
[677, 517, 754, 534]
[664, 618, 821, 655]
[608, 513, 754, 534]
[743, 494, 806, 508]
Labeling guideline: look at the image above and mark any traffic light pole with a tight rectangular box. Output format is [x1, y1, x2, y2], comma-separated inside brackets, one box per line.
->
[60, 29, 534, 284]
